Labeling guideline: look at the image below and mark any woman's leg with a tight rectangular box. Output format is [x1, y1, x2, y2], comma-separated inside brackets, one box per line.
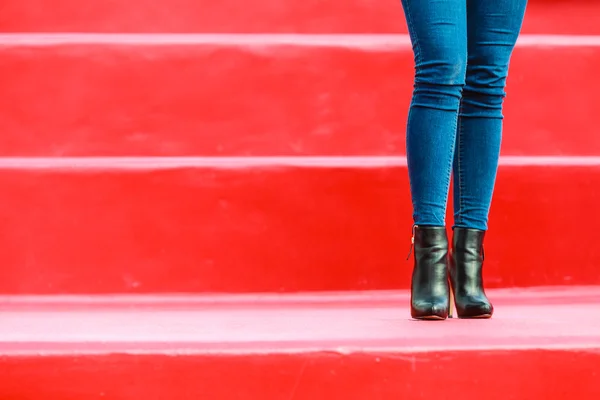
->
[400, 0, 467, 320]
[449, 0, 527, 319]
[453, 0, 528, 230]
[401, 0, 467, 227]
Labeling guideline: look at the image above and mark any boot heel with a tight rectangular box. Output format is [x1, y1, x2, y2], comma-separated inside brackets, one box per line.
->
[448, 286, 455, 318]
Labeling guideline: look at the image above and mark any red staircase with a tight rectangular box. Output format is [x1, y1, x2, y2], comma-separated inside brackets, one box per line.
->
[0, 0, 599, 398]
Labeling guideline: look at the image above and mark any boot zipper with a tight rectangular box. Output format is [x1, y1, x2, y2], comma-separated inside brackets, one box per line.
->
[406, 224, 416, 260]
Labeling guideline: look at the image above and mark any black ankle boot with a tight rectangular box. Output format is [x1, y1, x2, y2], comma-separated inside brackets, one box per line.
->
[410, 226, 450, 320]
[449, 228, 493, 319]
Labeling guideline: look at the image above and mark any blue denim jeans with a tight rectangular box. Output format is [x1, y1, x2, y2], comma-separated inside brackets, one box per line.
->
[401, 0, 527, 230]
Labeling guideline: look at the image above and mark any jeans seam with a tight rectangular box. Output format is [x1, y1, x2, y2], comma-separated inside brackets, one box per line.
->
[444, 103, 460, 226]
[456, 100, 465, 227]
[402, 0, 423, 223]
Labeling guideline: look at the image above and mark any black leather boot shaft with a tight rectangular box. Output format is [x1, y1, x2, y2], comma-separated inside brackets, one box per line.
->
[410, 226, 450, 320]
[450, 227, 493, 318]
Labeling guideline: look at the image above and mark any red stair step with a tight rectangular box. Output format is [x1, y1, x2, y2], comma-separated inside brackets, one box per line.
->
[0, 162, 597, 294]
[0, 287, 599, 399]
[0, 0, 596, 34]
[0, 35, 598, 156]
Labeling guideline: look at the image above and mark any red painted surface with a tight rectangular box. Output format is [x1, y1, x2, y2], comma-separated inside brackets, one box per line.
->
[2, 0, 597, 396]
[0, 165, 597, 294]
[0, 0, 597, 34]
[0, 288, 599, 399]
[2, 351, 599, 400]
[3, 286, 599, 310]
[0, 41, 598, 156]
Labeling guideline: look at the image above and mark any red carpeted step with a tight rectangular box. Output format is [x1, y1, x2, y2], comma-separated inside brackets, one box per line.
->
[0, 287, 599, 399]
[0, 0, 596, 34]
[0, 35, 598, 156]
[0, 161, 597, 293]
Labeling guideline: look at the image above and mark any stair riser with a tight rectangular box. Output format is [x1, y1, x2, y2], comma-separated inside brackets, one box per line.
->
[0, 42, 598, 156]
[0, 1, 597, 34]
[0, 164, 597, 293]
[1, 351, 598, 399]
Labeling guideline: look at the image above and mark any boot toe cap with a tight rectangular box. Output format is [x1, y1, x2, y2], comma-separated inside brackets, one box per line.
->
[411, 300, 449, 320]
[459, 302, 493, 318]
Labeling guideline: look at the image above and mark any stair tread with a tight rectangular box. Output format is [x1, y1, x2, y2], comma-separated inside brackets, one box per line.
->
[2, 287, 599, 355]
[0, 36, 598, 157]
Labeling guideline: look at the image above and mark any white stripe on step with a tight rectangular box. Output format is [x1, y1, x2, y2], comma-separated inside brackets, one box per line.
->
[0, 156, 598, 170]
[0, 33, 600, 48]
[2, 343, 600, 357]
